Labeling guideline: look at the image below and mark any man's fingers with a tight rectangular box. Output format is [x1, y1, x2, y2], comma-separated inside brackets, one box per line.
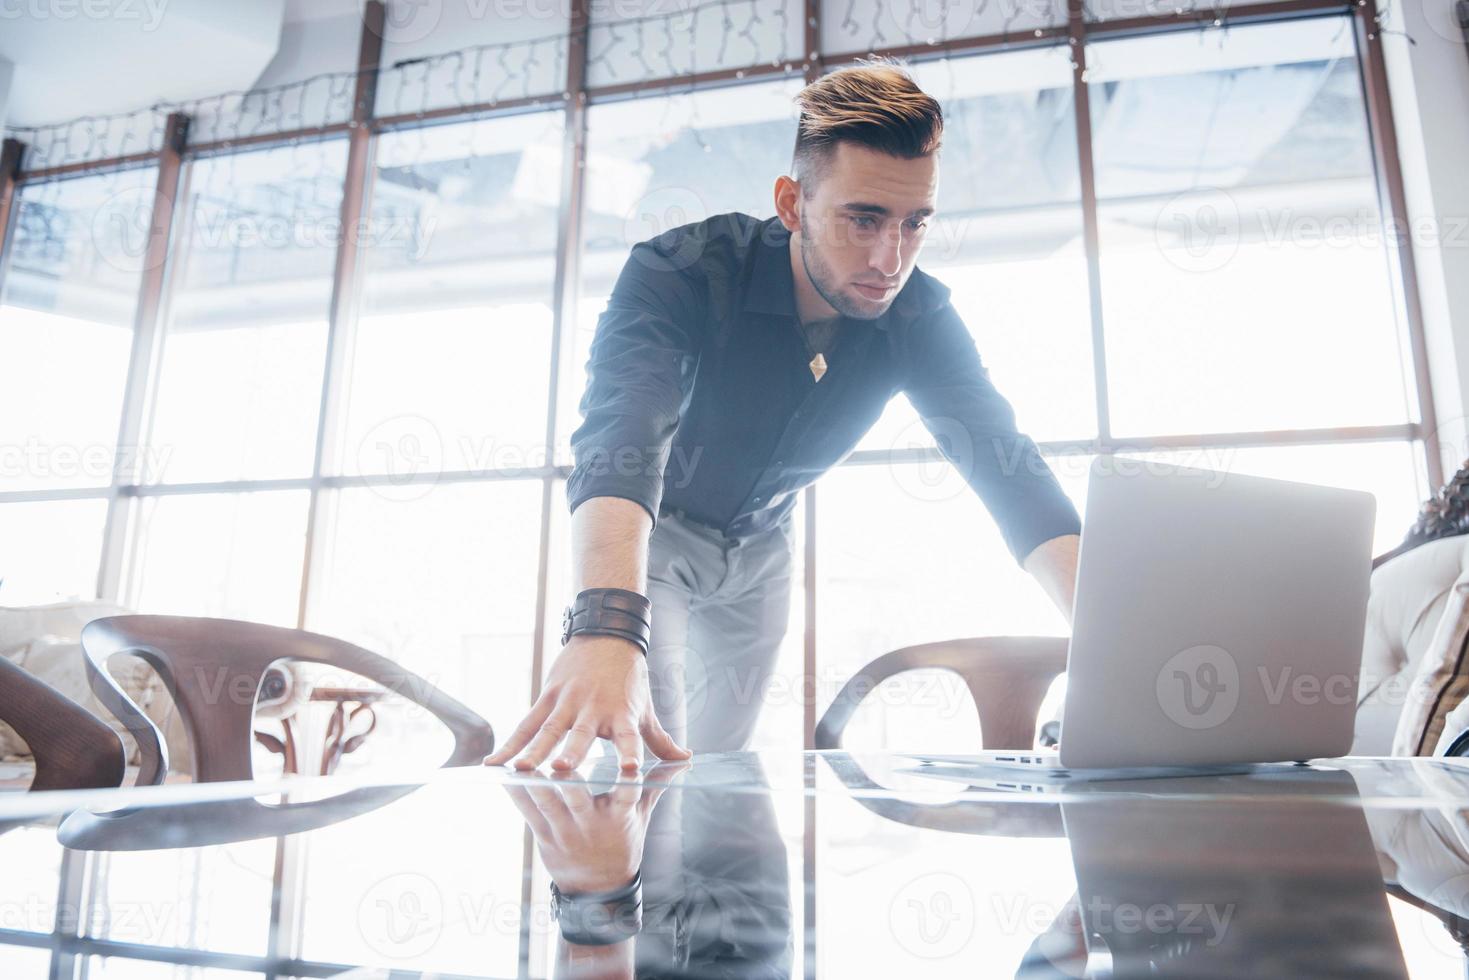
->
[550, 724, 599, 772]
[484, 698, 556, 766]
[513, 715, 573, 770]
[610, 728, 643, 771]
[641, 714, 693, 762]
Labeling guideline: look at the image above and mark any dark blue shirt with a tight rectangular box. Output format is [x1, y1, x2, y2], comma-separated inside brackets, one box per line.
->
[566, 212, 1081, 565]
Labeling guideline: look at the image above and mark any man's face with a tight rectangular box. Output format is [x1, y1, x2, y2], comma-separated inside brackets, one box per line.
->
[797, 141, 938, 321]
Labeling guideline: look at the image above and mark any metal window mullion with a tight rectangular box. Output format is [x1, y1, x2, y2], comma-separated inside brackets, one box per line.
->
[273, 4, 385, 973]
[532, 0, 592, 712]
[295, 0, 385, 633]
[268, 828, 311, 971]
[1088, 0, 1347, 37]
[0, 138, 26, 291]
[1067, 0, 1112, 445]
[833, 423, 1422, 470]
[801, 6, 822, 978]
[0, 487, 117, 505]
[47, 846, 89, 980]
[95, 112, 190, 604]
[800, 1, 822, 745]
[0, 466, 562, 507]
[522, 5, 593, 975]
[1351, 0, 1444, 491]
[13, 150, 160, 183]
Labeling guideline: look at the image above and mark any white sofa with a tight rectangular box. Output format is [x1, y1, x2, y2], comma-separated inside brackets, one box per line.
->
[0, 600, 194, 774]
[1354, 535, 1469, 757]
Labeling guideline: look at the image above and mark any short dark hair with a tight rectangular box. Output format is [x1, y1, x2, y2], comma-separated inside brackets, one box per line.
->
[791, 56, 944, 196]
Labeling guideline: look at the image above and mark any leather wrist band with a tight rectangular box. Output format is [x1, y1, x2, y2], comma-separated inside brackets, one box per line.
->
[561, 588, 652, 657]
[550, 871, 643, 946]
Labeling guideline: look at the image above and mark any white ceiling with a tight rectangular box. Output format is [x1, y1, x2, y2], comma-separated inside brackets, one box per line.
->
[0, 0, 302, 129]
[285, 0, 364, 23]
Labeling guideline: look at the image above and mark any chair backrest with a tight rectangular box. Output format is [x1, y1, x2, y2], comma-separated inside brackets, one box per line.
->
[81, 615, 495, 784]
[0, 655, 125, 791]
[814, 636, 1068, 751]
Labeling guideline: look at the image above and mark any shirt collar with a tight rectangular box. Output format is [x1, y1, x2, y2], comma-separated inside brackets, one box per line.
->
[741, 215, 941, 331]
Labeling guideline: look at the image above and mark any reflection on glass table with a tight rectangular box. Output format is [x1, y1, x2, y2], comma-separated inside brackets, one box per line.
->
[0, 753, 1468, 977]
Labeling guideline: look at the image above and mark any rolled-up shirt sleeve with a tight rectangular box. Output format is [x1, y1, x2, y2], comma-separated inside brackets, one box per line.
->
[902, 301, 1082, 566]
[565, 231, 705, 530]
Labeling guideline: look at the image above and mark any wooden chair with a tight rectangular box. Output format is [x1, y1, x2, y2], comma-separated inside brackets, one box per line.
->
[0, 655, 125, 792]
[80, 615, 495, 784]
[814, 636, 1067, 752]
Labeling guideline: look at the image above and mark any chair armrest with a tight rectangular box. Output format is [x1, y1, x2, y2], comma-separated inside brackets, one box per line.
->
[815, 637, 1067, 750]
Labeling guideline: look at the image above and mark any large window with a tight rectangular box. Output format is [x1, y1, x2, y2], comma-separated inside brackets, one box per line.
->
[821, 19, 1431, 749]
[0, 167, 157, 603]
[1090, 20, 1416, 438]
[569, 79, 809, 751]
[858, 47, 1096, 452]
[338, 112, 564, 479]
[0, 0, 1441, 975]
[142, 142, 345, 486]
[0, 8, 1433, 739]
[816, 46, 1097, 721]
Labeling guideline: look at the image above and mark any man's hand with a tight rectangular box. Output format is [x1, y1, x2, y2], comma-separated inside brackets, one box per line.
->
[502, 761, 688, 893]
[483, 635, 692, 772]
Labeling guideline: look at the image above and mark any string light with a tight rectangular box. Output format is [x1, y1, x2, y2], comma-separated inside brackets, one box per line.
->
[1, 0, 1408, 180]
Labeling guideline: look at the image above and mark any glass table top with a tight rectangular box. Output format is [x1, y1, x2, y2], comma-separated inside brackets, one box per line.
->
[3, 751, 1469, 978]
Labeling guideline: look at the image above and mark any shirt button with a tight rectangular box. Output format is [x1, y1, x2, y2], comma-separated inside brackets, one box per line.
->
[773, 460, 783, 467]
[753, 496, 762, 504]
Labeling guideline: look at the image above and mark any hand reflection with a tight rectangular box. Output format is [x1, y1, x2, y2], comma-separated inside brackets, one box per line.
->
[502, 761, 690, 894]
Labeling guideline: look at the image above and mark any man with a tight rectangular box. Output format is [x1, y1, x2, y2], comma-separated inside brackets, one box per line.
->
[485, 57, 1081, 773]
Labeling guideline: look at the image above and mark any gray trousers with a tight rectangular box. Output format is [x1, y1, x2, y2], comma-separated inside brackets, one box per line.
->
[626, 507, 796, 759]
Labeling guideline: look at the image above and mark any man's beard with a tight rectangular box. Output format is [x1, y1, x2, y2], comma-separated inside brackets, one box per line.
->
[799, 222, 890, 322]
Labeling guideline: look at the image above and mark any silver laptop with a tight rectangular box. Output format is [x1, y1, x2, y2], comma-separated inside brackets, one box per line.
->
[915, 458, 1375, 776]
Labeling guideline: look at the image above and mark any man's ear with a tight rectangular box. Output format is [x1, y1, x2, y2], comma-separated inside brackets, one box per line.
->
[773, 175, 801, 233]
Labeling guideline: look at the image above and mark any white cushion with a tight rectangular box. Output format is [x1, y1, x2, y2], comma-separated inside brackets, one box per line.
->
[1393, 575, 1469, 756]
[0, 600, 130, 660]
[1352, 536, 1469, 755]
[0, 602, 193, 773]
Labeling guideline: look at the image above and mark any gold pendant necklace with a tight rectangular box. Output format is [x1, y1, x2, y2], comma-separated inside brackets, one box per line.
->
[799, 315, 838, 383]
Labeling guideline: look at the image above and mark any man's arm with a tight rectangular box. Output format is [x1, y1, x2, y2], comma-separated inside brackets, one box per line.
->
[572, 496, 650, 595]
[485, 232, 705, 773]
[1023, 533, 1080, 626]
[903, 299, 1083, 581]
